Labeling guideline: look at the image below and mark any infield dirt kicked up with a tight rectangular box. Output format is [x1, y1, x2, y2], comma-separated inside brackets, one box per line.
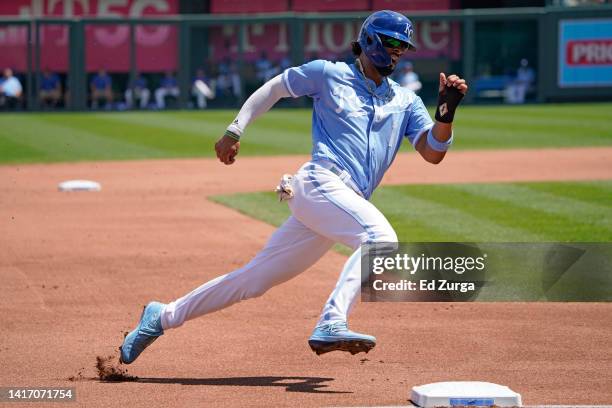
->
[1, 147, 611, 407]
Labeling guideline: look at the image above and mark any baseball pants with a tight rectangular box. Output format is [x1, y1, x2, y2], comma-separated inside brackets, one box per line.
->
[161, 161, 397, 330]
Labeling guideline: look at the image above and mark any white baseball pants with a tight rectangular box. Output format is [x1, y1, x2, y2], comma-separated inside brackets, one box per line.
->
[155, 87, 180, 109]
[161, 161, 397, 330]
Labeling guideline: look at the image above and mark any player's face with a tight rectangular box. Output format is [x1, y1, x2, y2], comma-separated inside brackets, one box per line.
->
[379, 34, 409, 70]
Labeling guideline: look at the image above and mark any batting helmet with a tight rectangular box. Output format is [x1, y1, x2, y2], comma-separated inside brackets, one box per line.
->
[358, 10, 416, 69]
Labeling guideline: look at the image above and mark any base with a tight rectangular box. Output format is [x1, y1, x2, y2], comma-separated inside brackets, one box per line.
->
[410, 381, 522, 407]
[58, 180, 101, 192]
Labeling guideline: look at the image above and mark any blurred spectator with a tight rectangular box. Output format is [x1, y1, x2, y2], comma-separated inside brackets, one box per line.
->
[90, 69, 113, 109]
[255, 52, 275, 83]
[228, 63, 242, 102]
[39, 68, 62, 108]
[279, 57, 291, 71]
[505, 58, 535, 104]
[0, 68, 23, 110]
[215, 60, 242, 106]
[125, 74, 150, 110]
[191, 68, 215, 109]
[397, 62, 422, 93]
[155, 71, 179, 109]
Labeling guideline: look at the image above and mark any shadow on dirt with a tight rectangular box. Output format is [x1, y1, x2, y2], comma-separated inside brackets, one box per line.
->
[127, 376, 352, 394]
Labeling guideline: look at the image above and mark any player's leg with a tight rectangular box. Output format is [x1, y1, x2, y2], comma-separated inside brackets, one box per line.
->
[289, 162, 397, 354]
[155, 88, 166, 109]
[120, 215, 333, 364]
[161, 215, 333, 329]
[192, 86, 205, 109]
[171, 87, 180, 100]
[125, 89, 133, 109]
[140, 89, 150, 109]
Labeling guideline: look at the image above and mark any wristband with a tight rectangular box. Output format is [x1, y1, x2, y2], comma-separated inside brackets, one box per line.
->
[224, 129, 241, 141]
[427, 128, 453, 152]
[435, 83, 464, 123]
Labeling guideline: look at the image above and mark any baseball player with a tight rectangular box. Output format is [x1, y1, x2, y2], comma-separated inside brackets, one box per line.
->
[120, 10, 468, 363]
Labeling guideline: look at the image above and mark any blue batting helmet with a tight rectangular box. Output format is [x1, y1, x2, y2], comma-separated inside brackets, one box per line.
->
[358, 10, 416, 69]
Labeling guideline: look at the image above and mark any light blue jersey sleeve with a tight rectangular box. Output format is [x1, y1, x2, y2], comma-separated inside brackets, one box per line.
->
[404, 95, 434, 147]
[282, 59, 327, 99]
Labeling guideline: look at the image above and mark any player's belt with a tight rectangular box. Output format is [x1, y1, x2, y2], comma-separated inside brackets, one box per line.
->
[313, 160, 364, 198]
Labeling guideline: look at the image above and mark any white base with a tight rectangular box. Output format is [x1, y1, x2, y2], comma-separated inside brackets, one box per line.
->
[411, 381, 522, 407]
[58, 180, 101, 192]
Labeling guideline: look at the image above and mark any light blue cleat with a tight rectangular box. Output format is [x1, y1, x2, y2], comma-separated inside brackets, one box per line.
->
[119, 301, 165, 364]
[308, 321, 376, 355]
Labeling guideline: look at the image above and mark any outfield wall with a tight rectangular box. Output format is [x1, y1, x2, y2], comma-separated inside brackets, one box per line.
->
[0, 5, 611, 110]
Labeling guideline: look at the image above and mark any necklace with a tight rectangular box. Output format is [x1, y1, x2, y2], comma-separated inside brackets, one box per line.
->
[355, 58, 393, 103]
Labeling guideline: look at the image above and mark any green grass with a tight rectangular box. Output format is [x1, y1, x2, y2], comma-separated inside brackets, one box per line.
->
[210, 180, 612, 245]
[1, 103, 612, 164]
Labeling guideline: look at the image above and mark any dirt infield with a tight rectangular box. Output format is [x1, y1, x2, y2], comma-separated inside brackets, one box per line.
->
[1, 147, 611, 407]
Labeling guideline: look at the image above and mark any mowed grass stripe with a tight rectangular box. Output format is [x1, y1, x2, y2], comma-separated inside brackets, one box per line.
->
[387, 184, 612, 241]
[1, 103, 612, 164]
[39, 113, 209, 156]
[450, 104, 612, 149]
[211, 191, 291, 227]
[211, 181, 612, 243]
[371, 188, 544, 242]
[523, 181, 612, 207]
[0, 115, 165, 162]
[453, 183, 612, 231]
[106, 110, 313, 155]
[0, 134, 49, 163]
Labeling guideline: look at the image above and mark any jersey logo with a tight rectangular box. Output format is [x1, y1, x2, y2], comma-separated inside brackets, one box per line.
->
[331, 85, 367, 117]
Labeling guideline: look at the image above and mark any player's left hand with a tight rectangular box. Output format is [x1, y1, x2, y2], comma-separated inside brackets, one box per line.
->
[435, 73, 468, 123]
[215, 134, 240, 165]
[439, 73, 468, 95]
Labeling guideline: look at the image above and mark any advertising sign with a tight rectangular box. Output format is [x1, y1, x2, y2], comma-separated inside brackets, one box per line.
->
[559, 19, 612, 88]
[0, 0, 178, 72]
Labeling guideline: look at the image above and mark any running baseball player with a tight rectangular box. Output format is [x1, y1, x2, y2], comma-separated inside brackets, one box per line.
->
[120, 10, 468, 363]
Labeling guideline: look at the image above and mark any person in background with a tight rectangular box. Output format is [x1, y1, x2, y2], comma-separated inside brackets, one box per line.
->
[39, 68, 62, 108]
[398, 61, 422, 93]
[228, 62, 242, 104]
[216, 60, 242, 107]
[505, 58, 535, 104]
[155, 71, 179, 109]
[191, 68, 215, 109]
[125, 73, 150, 110]
[255, 51, 274, 84]
[0, 68, 23, 110]
[90, 69, 113, 109]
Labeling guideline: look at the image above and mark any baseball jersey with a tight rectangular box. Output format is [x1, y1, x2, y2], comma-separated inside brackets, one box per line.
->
[282, 59, 433, 199]
[91, 74, 111, 90]
[161, 77, 178, 88]
[41, 73, 60, 91]
[1, 76, 22, 97]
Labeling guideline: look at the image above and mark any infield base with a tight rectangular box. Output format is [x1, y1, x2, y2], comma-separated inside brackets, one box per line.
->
[410, 381, 522, 407]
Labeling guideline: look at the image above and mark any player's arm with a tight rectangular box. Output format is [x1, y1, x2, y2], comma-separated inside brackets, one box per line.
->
[215, 74, 291, 165]
[415, 73, 468, 164]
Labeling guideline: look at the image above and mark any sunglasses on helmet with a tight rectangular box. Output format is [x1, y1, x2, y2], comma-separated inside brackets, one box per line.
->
[379, 34, 409, 50]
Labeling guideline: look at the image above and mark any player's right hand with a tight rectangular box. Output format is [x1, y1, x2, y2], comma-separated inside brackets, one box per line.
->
[215, 134, 240, 165]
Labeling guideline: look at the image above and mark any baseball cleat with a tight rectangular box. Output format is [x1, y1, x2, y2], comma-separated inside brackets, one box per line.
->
[119, 301, 165, 364]
[308, 321, 376, 355]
